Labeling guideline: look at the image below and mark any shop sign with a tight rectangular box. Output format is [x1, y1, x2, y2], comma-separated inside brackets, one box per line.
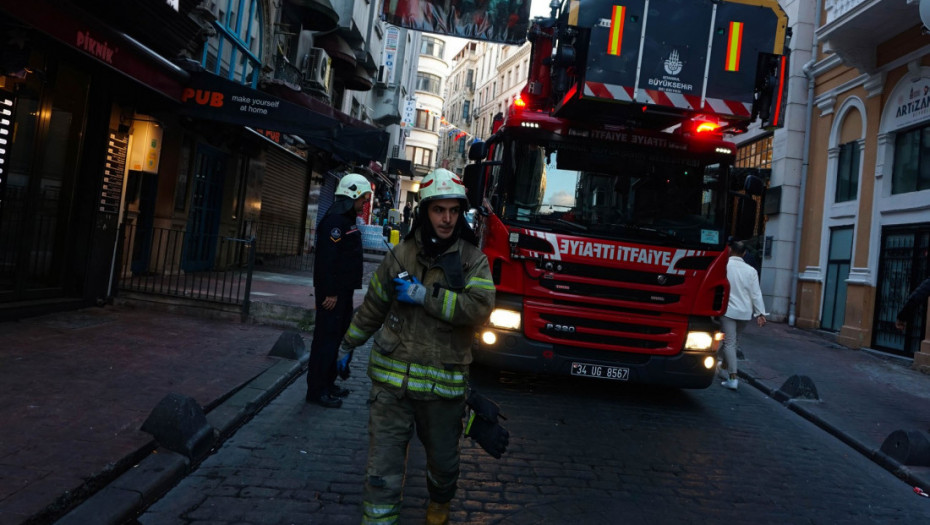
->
[890, 75, 930, 130]
[383, 26, 399, 85]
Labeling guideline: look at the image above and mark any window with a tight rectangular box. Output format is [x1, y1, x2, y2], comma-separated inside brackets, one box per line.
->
[201, 0, 263, 87]
[416, 73, 442, 95]
[892, 124, 930, 194]
[462, 100, 470, 121]
[421, 37, 445, 59]
[822, 227, 853, 332]
[406, 146, 434, 168]
[735, 135, 773, 169]
[415, 109, 433, 130]
[835, 141, 860, 202]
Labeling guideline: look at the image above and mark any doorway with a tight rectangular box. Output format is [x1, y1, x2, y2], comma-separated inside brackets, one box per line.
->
[0, 55, 89, 303]
[821, 226, 853, 332]
[182, 144, 227, 272]
[873, 226, 930, 355]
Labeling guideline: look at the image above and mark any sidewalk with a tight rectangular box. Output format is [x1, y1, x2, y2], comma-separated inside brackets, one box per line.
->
[3, 270, 930, 523]
[737, 321, 930, 489]
[0, 265, 379, 525]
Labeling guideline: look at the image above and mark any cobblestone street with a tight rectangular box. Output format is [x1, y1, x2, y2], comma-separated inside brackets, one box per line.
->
[139, 340, 930, 524]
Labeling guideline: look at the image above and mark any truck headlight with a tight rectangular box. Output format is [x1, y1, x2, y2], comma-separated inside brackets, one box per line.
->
[685, 331, 719, 351]
[489, 308, 521, 330]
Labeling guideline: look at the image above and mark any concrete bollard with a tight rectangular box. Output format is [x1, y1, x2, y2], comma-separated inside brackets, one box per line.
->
[141, 393, 215, 460]
[269, 330, 307, 360]
[777, 374, 819, 400]
[881, 429, 930, 466]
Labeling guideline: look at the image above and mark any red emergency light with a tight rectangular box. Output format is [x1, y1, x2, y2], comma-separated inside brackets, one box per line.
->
[695, 121, 721, 134]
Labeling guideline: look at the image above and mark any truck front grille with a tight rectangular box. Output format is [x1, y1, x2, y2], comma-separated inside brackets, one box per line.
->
[539, 279, 680, 305]
[536, 312, 671, 350]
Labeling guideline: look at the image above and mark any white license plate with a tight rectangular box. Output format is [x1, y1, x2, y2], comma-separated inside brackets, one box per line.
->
[570, 362, 630, 381]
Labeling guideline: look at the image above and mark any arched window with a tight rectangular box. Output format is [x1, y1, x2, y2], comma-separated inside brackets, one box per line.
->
[201, 0, 264, 87]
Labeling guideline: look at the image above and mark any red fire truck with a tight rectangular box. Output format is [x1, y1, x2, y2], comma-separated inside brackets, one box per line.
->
[463, 0, 789, 388]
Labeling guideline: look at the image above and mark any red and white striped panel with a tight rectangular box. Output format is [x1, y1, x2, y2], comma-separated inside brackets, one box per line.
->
[583, 82, 752, 118]
[583, 82, 634, 102]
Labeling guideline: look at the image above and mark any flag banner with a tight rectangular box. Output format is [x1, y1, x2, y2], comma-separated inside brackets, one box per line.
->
[381, 0, 531, 45]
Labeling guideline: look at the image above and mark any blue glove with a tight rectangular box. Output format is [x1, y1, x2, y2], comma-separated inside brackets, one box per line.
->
[337, 345, 353, 379]
[394, 276, 426, 305]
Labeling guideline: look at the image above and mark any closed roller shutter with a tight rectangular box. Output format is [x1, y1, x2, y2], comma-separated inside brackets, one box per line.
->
[258, 147, 307, 256]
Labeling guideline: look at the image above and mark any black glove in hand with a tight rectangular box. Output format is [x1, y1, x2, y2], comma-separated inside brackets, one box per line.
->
[464, 391, 509, 458]
[465, 411, 509, 458]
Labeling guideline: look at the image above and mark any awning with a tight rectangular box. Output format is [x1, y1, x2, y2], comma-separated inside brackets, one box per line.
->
[343, 64, 373, 91]
[179, 73, 388, 163]
[262, 80, 388, 162]
[5, 0, 188, 101]
[284, 0, 339, 32]
[315, 32, 355, 70]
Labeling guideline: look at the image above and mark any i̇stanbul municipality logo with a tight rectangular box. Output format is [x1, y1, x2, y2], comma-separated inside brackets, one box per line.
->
[664, 50, 683, 75]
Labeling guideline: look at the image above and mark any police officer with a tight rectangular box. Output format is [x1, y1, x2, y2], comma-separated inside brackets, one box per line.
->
[305, 173, 372, 408]
[337, 168, 496, 524]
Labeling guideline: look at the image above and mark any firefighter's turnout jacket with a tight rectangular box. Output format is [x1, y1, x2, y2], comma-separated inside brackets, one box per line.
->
[343, 234, 495, 399]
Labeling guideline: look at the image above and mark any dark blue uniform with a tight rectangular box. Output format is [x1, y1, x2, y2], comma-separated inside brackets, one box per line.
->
[306, 208, 363, 401]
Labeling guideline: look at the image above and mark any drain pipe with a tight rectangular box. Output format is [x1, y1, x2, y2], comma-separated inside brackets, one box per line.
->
[788, 1, 822, 326]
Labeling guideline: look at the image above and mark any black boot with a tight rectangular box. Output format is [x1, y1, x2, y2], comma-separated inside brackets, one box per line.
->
[306, 392, 342, 408]
[329, 384, 350, 398]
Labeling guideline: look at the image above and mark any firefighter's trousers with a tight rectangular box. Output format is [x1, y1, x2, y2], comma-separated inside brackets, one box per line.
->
[362, 382, 466, 524]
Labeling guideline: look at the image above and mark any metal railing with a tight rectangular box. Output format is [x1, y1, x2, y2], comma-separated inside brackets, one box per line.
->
[117, 223, 255, 317]
[250, 221, 314, 273]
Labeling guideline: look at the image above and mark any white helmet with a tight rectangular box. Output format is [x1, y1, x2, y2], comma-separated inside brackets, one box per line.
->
[336, 173, 372, 200]
[418, 168, 466, 203]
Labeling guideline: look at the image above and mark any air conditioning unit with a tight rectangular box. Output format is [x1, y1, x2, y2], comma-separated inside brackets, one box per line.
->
[302, 47, 332, 91]
[376, 65, 389, 86]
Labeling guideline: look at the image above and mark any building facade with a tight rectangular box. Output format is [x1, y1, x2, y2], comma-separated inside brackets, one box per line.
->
[402, 33, 449, 210]
[441, 41, 479, 176]
[794, 0, 930, 365]
[0, 0, 417, 319]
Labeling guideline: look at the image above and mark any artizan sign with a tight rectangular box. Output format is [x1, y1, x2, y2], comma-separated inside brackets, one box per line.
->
[890, 76, 930, 130]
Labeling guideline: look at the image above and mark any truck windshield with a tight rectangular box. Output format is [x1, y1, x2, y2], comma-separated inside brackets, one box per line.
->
[493, 139, 727, 248]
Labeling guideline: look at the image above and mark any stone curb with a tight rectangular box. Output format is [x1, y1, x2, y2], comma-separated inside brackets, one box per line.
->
[56, 353, 309, 525]
[739, 370, 930, 492]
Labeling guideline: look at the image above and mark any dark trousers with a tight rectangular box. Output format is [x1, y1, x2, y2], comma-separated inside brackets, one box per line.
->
[306, 290, 354, 399]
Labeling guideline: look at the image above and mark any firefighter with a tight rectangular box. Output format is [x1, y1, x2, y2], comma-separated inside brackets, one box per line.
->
[305, 173, 372, 408]
[338, 168, 497, 524]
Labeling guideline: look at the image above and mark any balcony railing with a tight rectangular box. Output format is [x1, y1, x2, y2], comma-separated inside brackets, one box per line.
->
[272, 54, 303, 89]
[824, 0, 867, 24]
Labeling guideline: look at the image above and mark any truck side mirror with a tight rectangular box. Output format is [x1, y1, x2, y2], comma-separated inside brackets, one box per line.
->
[752, 53, 788, 129]
[462, 164, 485, 209]
[735, 196, 757, 241]
[744, 174, 765, 196]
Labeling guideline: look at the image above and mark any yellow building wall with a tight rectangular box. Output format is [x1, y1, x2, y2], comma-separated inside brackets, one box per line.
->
[795, 95, 833, 329]
[803, 27, 930, 352]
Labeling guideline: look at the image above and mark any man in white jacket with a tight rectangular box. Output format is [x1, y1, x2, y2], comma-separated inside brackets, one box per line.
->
[718, 239, 768, 390]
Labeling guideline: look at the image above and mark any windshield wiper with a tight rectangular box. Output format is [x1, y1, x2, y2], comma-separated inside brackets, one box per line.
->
[610, 223, 681, 241]
[534, 215, 588, 232]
